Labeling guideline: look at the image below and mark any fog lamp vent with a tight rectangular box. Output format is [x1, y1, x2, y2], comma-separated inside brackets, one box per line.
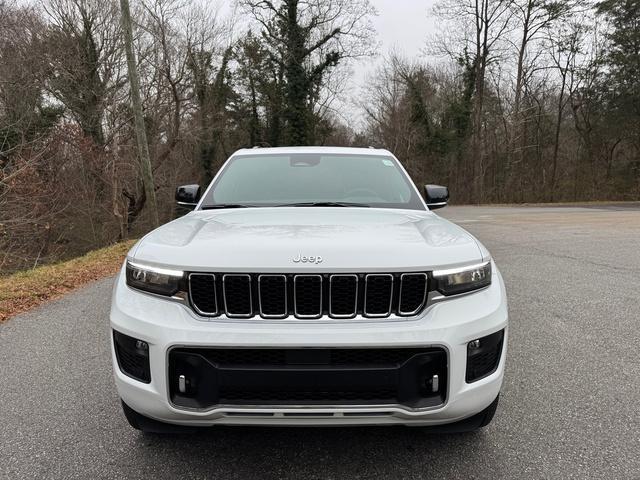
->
[113, 330, 151, 383]
[466, 329, 504, 383]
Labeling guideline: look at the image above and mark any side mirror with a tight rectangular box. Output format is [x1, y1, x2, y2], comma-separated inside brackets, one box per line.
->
[424, 184, 449, 210]
[175, 184, 201, 210]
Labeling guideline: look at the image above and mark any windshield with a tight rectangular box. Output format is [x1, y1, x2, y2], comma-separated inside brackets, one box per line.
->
[200, 153, 425, 210]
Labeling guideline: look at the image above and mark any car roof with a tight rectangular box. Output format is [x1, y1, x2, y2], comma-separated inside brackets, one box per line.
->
[233, 146, 393, 156]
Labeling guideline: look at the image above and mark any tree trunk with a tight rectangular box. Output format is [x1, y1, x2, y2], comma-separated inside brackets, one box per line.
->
[550, 69, 568, 202]
[119, 0, 159, 228]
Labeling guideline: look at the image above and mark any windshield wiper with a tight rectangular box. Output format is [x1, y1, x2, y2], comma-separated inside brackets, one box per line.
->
[202, 202, 371, 209]
[275, 201, 370, 208]
[200, 204, 257, 210]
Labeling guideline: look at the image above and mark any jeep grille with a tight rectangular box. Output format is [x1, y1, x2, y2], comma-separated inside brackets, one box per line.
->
[188, 272, 429, 320]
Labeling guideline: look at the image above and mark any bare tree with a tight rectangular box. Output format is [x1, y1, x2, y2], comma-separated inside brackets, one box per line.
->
[545, 18, 585, 199]
[432, 0, 515, 202]
[506, 0, 578, 196]
[43, 0, 124, 147]
[241, 0, 376, 144]
[120, 0, 159, 227]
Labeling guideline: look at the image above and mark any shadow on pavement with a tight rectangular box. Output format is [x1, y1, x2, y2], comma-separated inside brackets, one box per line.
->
[124, 426, 491, 478]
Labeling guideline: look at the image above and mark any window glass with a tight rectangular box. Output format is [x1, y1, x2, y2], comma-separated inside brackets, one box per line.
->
[202, 153, 424, 210]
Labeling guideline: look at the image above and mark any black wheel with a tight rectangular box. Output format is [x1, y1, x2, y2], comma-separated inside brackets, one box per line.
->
[121, 401, 143, 430]
[476, 393, 500, 428]
[418, 394, 500, 433]
[120, 401, 198, 434]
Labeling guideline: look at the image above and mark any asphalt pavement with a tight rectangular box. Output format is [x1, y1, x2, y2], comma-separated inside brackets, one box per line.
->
[1, 205, 639, 479]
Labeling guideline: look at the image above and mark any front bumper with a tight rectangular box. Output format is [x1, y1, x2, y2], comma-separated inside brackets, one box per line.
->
[109, 265, 508, 426]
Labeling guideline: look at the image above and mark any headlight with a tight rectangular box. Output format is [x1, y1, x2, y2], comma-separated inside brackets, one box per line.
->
[433, 261, 492, 296]
[125, 261, 185, 296]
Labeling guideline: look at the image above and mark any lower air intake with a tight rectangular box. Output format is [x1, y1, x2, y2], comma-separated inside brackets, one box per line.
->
[168, 347, 448, 410]
[466, 329, 504, 382]
[113, 330, 151, 383]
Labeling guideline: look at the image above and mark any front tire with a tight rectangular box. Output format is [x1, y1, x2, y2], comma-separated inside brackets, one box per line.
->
[419, 394, 500, 433]
[476, 393, 500, 428]
[121, 401, 198, 434]
[121, 401, 142, 430]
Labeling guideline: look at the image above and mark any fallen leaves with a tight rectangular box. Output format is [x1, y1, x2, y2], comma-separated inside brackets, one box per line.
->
[0, 240, 136, 322]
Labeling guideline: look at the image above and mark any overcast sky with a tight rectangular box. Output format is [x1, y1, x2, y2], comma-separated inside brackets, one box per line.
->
[366, 0, 437, 61]
[349, 0, 438, 124]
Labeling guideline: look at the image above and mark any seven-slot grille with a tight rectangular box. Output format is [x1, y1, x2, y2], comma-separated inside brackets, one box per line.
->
[188, 272, 428, 320]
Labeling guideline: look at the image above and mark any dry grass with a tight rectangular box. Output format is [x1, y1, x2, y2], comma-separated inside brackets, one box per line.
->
[0, 240, 136, 322]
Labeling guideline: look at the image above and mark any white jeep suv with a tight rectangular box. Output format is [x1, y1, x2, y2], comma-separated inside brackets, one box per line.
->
[110, 147, 508, 433]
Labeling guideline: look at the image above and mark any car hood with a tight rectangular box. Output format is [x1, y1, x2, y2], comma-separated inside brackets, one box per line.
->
[131, 208, 485, 272]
